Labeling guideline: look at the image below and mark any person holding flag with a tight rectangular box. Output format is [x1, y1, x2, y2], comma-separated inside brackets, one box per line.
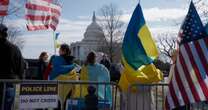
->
[118, 2, 163, 110]
[55, 32, 61, 48]
[49, 44, 80, 109]
[80, 51, 112, 108]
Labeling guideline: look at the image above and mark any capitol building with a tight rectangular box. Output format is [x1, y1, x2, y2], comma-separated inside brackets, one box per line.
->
[70, 12, 106, 61]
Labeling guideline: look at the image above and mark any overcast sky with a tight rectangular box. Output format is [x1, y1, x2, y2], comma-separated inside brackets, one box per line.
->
[5, 0, 195, 58]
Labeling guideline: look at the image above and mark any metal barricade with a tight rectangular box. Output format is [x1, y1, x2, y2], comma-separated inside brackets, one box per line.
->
[0, 80, 122, 110]
[126, 83, 208, 110]
[125, 83, 167, 110]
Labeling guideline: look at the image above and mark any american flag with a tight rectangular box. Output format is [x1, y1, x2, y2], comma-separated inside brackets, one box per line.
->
[26, 0, 61, 31]
[0, 0, 9, 16]
[165, 1, 208, 110]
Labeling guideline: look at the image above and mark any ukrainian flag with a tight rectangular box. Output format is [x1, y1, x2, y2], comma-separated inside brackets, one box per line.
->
[55, 32, 61, 48]
[119, 3, 163, 91]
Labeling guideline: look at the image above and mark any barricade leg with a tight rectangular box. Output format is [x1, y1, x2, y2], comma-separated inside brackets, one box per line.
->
[127, 86, 154, 110]
[121, 92, 127, 110]
[0, 82, 6, 110]
[4, 83, 16, 110]
[0, 82, 15, 110]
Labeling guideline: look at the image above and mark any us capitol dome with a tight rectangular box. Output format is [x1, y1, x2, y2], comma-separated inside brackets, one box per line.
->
[70, 12, 106, 61]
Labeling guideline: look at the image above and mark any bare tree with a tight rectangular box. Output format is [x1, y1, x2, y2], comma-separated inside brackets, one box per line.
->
[7, 27, 24, 49]
[0, 0, 25, 49]
[182, 0, 208, 24]
[194, 0, 208, 23]
[97, 42, 122, 63]
[0, 0, 25, 22]
[156, 33, 177, 63]
[98, 3, 124, 62]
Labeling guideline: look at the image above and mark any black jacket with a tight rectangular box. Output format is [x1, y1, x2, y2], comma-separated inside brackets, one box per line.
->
[37, 60, 47, 80]
[85, 94, 98, 110]
[0, 39, 24, 79]
[100, 59, 111, 70]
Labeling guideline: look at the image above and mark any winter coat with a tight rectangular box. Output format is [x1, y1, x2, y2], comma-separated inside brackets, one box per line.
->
[0, 39, 24, 79]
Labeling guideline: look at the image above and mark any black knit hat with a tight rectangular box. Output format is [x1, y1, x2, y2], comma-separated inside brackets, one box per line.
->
[87, 86, 96, 94]
[0, 24, 8, 38]
[0, 24, 8, 32]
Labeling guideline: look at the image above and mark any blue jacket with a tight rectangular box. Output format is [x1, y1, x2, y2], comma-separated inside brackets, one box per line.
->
[49, 56, 75, 80]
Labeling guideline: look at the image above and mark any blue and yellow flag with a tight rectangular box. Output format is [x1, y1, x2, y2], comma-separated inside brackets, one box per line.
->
[55, 32, 61, 48]
[119, 3, 163, 91]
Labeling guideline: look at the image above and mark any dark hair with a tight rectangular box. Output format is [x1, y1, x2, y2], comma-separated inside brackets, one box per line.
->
[60, 44, 74, 64]
[39, 52, 48, 60]
[87, 86, 96, 94]
[0, 24, 8, 39]
[60, 44, 71, 56]
[86, 52, 96, 65]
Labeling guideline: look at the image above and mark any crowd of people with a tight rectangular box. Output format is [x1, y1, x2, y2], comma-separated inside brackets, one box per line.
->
[0, 24, 119, 110]
[35, 46, 114, 110]
[0, 22, 192, 110]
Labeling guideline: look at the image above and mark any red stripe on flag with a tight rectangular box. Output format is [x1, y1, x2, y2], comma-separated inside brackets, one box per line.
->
[165, 97, 170, 110]
[27, 25, 49, 31]
[50, 17, 60, 30]
[26, 0, 61, 31]
[0, 0, 9, 16]
[184, 44, 208, 100]
[174, 67, 190, 104]
[26, 3, 50, 12]
[0, 0, 9, 5]
[0, 11, 7, 16]
[50, 25, 56, 30]
[51, 16, 59, 23]
[42, 0, 52, 3]
[51, 8, 61, 16]
[50, 23, 58, 31]
[26, 3, 61, 16]
[179, 52, 200, 101]
[194, 40, 208, 76]
[169, 82, 180, 107]
[26, 15, 51, 21]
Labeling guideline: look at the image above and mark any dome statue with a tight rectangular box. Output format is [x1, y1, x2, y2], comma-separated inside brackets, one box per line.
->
[82, 11, 105, 42]
[70, 11, 106, 61]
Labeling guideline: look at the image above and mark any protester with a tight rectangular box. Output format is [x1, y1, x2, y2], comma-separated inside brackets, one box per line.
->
[23, 60, 29, 79]
[49, 44, 75, 80]
[80, 52, 112, 108]
[43, 56, 54, 80]
[37, 52, 48, 80]
[100, 54, 111, 70]
[49, 44, 79, 109]
[109, 63, 121, 82]
[0, 24, 24, 110]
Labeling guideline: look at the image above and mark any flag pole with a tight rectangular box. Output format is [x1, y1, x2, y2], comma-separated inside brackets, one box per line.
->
[53, 31, 56, 55]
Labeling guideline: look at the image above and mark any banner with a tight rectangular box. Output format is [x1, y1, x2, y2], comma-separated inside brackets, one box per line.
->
[19, 83, 58, 109]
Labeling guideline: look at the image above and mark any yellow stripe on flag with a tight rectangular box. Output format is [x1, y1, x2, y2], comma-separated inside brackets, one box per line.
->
[138, 25, 159, 59]
[119, 56, 163, 91]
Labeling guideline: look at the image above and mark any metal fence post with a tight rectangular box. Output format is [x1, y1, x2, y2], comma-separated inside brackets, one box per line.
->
[0, 80, 122, 110]
[1, 82, 6, 110]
